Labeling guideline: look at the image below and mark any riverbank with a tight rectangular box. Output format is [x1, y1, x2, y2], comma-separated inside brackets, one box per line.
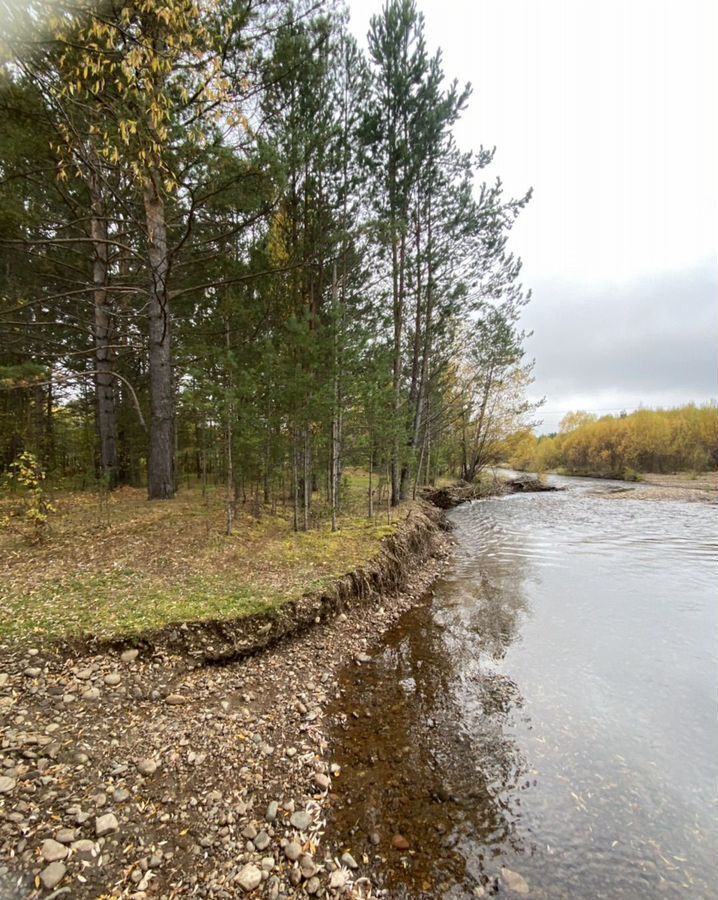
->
[0, 494, 454, 898]
[590, 471, 717, 504]
[0, 477, 420, 650]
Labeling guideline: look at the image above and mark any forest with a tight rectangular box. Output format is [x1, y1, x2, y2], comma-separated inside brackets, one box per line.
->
[509, 404, 718, 479]
[0, 0, 537, 535]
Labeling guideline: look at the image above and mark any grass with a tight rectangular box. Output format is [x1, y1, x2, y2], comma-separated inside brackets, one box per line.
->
[0, 471, 412, 646]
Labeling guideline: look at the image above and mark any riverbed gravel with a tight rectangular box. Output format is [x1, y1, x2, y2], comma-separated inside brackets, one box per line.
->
[0, 540, 450, 898]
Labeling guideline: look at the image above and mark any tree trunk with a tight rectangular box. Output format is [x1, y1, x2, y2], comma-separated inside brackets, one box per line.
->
[330, 262, 340, 532]
[391, 233, 404, 506]
[368, 447, 374, 519]
[303, 425, 310, 531]
[91, 174, 118, 488]
[224, 319, 234, 535]
[144, 173, 175, 499]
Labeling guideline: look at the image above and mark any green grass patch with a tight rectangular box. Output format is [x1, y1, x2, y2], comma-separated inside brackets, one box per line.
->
[0, 477, 409, 646]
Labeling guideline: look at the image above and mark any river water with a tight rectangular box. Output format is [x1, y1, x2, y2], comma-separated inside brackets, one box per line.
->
[326, 476, 718, 898]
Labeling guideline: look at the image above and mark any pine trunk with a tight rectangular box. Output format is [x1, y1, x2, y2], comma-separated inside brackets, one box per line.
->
[91, 175, 118, 487]
[144, 173, 175, 500]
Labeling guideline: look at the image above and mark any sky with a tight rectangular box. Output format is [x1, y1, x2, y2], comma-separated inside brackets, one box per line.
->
[348, 0, 717, 432]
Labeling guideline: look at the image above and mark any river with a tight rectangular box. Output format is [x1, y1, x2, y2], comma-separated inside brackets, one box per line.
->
[325, 475, 718, 898]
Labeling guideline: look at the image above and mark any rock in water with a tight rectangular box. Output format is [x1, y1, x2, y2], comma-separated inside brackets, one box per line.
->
[500, 867, 530, 895]
[235, 864, 262, 892]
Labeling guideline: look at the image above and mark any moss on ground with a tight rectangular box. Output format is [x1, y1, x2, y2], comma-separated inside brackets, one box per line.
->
[0, 471, 414, 645]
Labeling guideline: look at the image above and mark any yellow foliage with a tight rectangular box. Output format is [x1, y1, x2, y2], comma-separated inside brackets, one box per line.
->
[510, 404, 718, 477]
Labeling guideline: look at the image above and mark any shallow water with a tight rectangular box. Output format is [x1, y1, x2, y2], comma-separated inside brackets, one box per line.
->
[326, 478, 718, 898]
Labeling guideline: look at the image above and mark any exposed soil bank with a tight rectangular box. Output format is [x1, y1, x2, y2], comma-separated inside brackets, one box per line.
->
[0, 502, 453, 898]
[420, 475, 557, 510]
[56, 504, 449, 663]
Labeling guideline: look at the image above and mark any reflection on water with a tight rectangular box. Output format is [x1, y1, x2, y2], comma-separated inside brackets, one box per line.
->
[326, 483, 718, 898]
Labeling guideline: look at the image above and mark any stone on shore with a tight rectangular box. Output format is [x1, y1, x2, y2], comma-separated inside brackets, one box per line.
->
[0, 776, 16, 794]
[95, 813, 119, 837]
[41, 838, 69, 862]
[39, 861, 66, 890]
[136, 757, 158, 776]
[289, 810, 311, 831]
[235, 864, 262, 892]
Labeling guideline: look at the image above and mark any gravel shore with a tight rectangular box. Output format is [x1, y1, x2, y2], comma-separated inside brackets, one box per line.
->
[0, 517, 450, 899]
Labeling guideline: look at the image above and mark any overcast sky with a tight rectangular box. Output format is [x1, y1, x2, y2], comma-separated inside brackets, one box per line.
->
[348, 0, 717, 432]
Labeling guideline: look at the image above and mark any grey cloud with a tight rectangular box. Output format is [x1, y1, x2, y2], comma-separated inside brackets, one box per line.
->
[522, 263, 717, 422]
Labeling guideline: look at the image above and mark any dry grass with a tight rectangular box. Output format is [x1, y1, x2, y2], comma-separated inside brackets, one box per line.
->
[0, 472, 411, 646]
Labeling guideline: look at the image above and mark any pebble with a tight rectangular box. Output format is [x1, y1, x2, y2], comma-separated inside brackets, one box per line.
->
[235, 864, 262, 892]
[137, 757, 158, 776]
[329, 869, 347, 889]
[305, 876, 321, 895]
[113, 788, 130, 803]
[500, 867, 530, 895]
[165, 694, 186, 705]
[313, 772, 330, 791]
[299, 854, 317, 878]
[104, 672, 121, 686]
[392, 833, 410, 850]
[41, 839, 69, 862]
[284, 841, 302, 861]
[24, 667, 41, 678]
[82, 687, 101, 701]
[54, 829, 76, 844]
[254, 830, 270, 851]
[355, 653, 372, 664]
[95, 813, 119, 836]
[75, 668, 93, 680]
[0, 673, 9, 687]
[39, 861, 66, 890]
[121, 649, 139, 663]
[289, 810, 311, 831]
[70, 840, 97, 860]
[0, 776, 16, 794]
[341, 851, 358, 869]
[266, 800, 279, 822]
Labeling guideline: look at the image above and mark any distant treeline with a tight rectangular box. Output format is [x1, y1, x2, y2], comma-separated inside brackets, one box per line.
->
[508, 405, 718, 478]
